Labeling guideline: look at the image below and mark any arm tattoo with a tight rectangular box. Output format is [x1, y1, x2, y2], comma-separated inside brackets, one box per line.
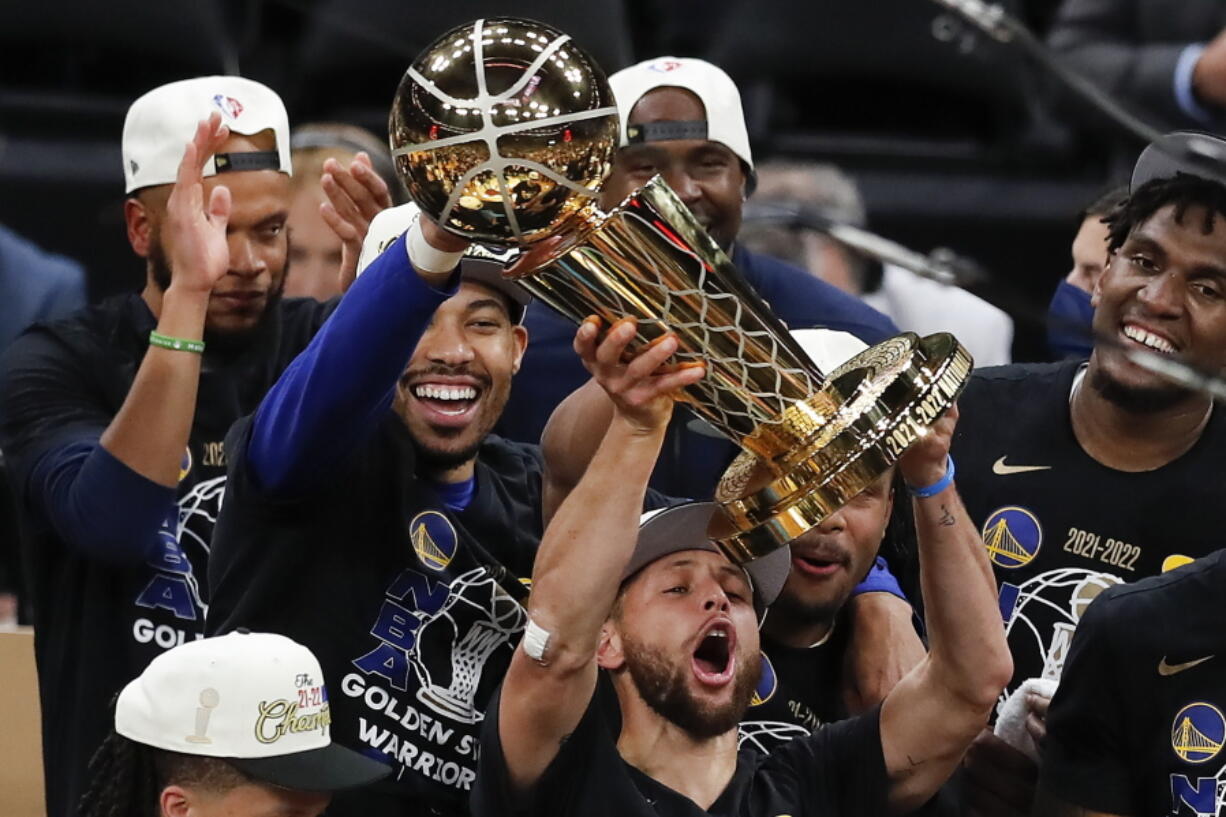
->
[938, 505, 956, 527]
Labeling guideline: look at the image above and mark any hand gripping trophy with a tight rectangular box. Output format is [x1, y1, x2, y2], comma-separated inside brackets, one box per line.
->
[389, 18, 972, 561]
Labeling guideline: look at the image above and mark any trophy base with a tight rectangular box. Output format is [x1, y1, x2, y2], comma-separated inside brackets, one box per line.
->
[712, 332, 973, 563]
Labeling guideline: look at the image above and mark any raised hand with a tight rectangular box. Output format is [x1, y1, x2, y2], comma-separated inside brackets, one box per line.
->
[319, 152, 395, 291]
[574, 316, 705, 434]
[898, 403, 959, 489]
[164, 113, 233, 294]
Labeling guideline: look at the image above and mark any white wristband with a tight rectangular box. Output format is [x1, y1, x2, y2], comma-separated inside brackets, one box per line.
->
[405, 214, 465, 275]
[522, 617, 552, 665]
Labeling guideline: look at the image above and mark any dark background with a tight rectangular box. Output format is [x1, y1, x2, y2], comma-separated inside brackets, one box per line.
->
[0, 0, 1143, 361]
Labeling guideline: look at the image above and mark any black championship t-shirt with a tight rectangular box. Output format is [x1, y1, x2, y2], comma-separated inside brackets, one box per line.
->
[737, 617, 850, 754]
[951, 360, 1226, 701]
[0, 293, 329, 817]
[472, 681, 888, 817]
[207, 416, 546, 816]
[1040, 550, 1226, 816]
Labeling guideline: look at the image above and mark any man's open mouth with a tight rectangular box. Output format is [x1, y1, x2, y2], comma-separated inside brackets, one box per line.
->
[409, 379, 483, 426]
[791, 542, 849, 579]
[691, 621, 735, 686]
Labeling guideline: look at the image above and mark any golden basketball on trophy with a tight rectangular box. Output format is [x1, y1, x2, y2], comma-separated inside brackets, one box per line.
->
[389, 17, 973, 561]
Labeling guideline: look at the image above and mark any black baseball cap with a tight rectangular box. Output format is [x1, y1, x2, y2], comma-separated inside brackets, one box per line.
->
[1131, 131, 1226, 193]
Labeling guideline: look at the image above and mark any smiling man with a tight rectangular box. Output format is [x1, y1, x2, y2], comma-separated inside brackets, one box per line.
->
[0, 77, 340, 817]
[948, 131, 1226, 816]
[472, 308, 1009, 817]
[206, 204, 561, 817]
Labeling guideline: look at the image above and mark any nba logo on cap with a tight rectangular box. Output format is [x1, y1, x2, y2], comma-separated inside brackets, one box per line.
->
[212, 94, 244, 120]
[649, 59, 683, 73]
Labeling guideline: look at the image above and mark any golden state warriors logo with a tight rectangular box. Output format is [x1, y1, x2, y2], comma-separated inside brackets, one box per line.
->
[1172, 703, 1226, 764]
[409, 511, 458, 572]
[749, 651, 778, 707]
[178, 446, 193, 482]
[982, 506, 1042, 569]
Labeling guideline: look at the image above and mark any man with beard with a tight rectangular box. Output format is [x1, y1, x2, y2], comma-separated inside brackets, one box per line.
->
[0, 77, 356, 817]
[497, 56, 898, 500]
[471, 313, 1011, 817]
[541, 327, 926, 749]
[948, 131, 1226, 816]
[206, 203, 612, 817]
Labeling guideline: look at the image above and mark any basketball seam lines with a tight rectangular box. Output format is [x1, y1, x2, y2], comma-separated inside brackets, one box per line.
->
[399, 21, 613, 239]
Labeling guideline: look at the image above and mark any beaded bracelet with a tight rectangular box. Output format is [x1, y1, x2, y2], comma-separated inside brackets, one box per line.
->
[906, 453, 955, 498]
[149, 331, 205, 354]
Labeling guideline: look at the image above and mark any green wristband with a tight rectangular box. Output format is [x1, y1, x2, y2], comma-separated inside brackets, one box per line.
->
[148, 331, 205, 354]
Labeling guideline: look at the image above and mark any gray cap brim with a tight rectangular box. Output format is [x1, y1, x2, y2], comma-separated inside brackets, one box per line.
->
[626, 502, 791, 616]
[1131, 131, 1226, 192]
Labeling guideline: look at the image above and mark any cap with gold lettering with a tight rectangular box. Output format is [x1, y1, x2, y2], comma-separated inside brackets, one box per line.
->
[115, 631, 388, 791]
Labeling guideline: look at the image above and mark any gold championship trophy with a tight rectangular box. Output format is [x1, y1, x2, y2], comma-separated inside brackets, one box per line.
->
[389, 18, 972, 561]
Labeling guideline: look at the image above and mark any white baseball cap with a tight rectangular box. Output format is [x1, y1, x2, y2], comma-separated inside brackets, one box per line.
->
[790, 327, 869, 372]
[357, 203, 532, 322]
[115, 631, 388, 792]
[608, 57, 754, 173]
[123, 76, 292, 194]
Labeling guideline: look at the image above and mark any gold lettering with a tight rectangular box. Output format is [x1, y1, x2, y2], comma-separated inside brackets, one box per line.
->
[254, 699, 332, 744]
[201, 441, 227, 468]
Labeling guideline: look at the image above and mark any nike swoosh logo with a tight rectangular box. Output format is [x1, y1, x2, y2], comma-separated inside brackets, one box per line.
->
[1159, 655, 1215, 676]
[992, 457, 1053, 475]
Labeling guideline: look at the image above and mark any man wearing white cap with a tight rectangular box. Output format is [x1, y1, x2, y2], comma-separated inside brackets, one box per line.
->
[498, 56, 899, 501]
[471, 307, 1010, 817]
[78, 631, 389, 817]
[0, 76, 341, 817]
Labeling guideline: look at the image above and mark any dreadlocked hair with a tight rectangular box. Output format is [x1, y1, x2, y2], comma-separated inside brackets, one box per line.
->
[1106, 173, 1226, 254]
[78, 728, 253, 817]
[78, 730, 162, 817]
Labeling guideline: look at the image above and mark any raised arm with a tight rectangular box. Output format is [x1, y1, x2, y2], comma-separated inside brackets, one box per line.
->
[498, 318, 704, 793]
[539, 376, 615, 523]
[0, 117, 236, 563]
[244, 214, 464, 496]
[878, 406, 1014, 813]
[100, 114, 232, 488]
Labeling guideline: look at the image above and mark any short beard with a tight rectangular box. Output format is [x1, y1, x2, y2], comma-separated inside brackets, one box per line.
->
[1090, 364, 1191, 413]
[149, 234, 173, 292]
[148, 229, 287, 356]
[413, 438, 484, 474]
[621, 632, 758, 740]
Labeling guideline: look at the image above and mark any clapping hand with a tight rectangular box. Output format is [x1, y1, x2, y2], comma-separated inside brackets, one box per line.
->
[165, 113, 233, 295]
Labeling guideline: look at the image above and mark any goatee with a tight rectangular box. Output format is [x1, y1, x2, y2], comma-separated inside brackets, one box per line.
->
[1090, 365, 1191, 413]
[621, 633, 758, 740]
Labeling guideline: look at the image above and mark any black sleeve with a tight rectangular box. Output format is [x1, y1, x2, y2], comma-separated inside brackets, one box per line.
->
[470, 683, 605, 817]
[0, 328, 109, 481]
[1037, 590, 1138, 814]
[755, 705, 889, 816]
[205, 414, 313, 635]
